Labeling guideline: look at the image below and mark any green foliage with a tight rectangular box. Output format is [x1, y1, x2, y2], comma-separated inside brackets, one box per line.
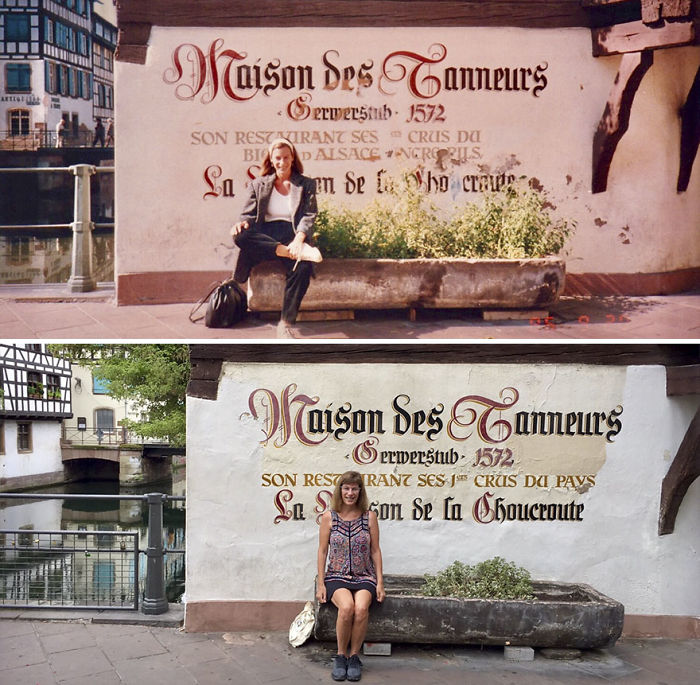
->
[28, 381, 44, 397]
[48, 344, 189, 447]
[422, 557, 535, 600]
[314, 173, 573, 260]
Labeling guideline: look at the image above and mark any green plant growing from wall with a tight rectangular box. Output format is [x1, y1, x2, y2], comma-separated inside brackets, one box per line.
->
[313, 173, 574, 260]
[422, 557, 535, 600]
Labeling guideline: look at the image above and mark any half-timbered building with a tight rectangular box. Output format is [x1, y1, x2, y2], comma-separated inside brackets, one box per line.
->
[0, 343, 72, 489]
[0, 0, 116, 149]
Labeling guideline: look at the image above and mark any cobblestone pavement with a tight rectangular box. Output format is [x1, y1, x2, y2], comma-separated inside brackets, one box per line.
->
[0, 285, 699, 339]
[1, 618, 698, 684]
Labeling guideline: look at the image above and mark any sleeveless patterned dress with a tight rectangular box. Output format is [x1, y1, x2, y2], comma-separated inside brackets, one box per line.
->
[324, 510, 377, 601]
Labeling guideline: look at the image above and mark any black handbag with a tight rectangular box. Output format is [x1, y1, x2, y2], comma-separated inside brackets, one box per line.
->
[189, 277, 248, 327]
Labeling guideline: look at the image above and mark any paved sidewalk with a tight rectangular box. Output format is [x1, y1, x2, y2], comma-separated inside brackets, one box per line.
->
[0, 615, 698, 684]
[0, 284, 699, 339]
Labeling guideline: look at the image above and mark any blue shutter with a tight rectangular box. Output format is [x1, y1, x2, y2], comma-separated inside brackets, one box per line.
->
[19, 65, 30, 91]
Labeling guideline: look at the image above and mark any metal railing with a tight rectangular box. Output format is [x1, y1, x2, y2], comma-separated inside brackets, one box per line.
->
[0, 130, 109, 150]
[1, 530, 139, 610]
[0, 165, 114, 292]
[0, 492, 184, 614]
[62, 425, 129, 446]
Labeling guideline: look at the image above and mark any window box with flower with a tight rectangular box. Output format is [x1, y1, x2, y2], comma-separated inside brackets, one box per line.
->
[28, 382, 44, 399]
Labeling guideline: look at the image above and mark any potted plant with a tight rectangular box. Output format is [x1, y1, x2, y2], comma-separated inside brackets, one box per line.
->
[28, 381, 44, 399]
[314, 557, 624, 650]
[248, 176, 574, 314]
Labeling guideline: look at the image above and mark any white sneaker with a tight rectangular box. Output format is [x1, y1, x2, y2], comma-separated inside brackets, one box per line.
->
[298, 244, 323, 263]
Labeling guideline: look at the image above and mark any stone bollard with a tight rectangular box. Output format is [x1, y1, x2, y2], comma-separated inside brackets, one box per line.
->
[67, 164, 97, 292]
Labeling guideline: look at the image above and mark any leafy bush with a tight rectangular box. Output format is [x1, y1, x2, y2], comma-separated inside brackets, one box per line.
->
[314, 173, 574, 260]
[422, 557, 535, 600]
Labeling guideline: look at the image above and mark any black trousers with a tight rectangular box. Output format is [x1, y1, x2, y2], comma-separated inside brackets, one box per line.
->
[234, 220, 313, 324]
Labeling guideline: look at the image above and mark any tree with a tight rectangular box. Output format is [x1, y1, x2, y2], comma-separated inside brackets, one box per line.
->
[48, 344, 189, 447]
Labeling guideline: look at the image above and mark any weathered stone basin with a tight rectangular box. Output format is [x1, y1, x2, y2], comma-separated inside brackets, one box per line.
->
[248, 257, 565, 313]
[314, 574, 624, 650]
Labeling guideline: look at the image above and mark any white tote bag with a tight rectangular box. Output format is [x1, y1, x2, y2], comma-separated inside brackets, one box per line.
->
[289, 601, 315, 647]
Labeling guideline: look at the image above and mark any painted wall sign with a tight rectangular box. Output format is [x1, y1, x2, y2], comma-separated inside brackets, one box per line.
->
[161, 34, 554, 205]
[224, 364, 626, 528]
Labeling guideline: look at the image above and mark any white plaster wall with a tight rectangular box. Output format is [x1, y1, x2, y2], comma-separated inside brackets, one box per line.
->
[69, 364, 131, 428]
[0, 421, 63, 480]
[518, 367, 700, 616]
[186, 363, 699, 617]
[116, 26, 699, 280]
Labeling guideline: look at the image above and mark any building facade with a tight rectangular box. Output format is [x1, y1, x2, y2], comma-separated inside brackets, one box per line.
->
[0, 343, 72, 490]
[185, 344, 699, 638]
[90, 5, 115, 129]
[65, 363, 138, 447]
[0, 0, 116, 150]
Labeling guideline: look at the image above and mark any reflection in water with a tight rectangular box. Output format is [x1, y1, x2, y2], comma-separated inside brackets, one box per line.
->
[0, 476, 185, 607]
[0, 232, 114, 284]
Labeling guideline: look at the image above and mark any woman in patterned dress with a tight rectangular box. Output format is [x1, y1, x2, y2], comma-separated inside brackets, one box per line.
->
[317, 471, 385, 682]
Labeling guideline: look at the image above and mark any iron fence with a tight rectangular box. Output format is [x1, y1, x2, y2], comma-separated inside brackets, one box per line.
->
[62, 425, 129, 446]
[0, 165, 114, 291]
[0, 130, 108, 150]
[0, 530, 139, 610]
[0, 492, 184, 614]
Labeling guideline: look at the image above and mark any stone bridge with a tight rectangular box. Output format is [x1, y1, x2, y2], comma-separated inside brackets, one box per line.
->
[61, 443, 185, 485]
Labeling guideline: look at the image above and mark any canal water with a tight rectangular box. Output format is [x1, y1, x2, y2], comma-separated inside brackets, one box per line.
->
[0, 475, 185, 607]
[0, 232, 114, 284]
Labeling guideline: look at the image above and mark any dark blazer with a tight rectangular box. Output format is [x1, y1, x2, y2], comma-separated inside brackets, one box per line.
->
[239, 171, 317, 238]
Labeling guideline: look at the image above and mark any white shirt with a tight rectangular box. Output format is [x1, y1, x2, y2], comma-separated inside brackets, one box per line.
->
[265, 187, 292, 222]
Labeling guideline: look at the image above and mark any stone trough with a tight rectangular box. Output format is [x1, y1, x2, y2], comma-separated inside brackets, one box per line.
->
[314, 574, 624, 650]
[247, 257, 565, 315]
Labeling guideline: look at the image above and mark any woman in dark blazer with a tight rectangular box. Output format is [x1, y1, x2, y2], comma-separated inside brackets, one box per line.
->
[231, 138, 322, 338]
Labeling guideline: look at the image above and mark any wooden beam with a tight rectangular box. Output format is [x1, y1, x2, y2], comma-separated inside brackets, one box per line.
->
[187, 354, 224, 401]
[659, 405, 700, 535]
[678, 64, 700, 192]
[115, 0, 591, 29]
[113, 0, 594, 65]
[115, 22, 152, 65]
[187, 343, 699, 367]
[581, 0, 635, 6]
[667, 365, 700, 396]
[582, 0, 635, 5]
[592, 18, 694, 55]
[592, 50, 653, 193]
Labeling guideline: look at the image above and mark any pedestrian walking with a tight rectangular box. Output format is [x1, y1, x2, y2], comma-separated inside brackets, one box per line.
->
[55, 119, 65, 148]
[106, 118, 114, 146]
[92, 118, 105, 147]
